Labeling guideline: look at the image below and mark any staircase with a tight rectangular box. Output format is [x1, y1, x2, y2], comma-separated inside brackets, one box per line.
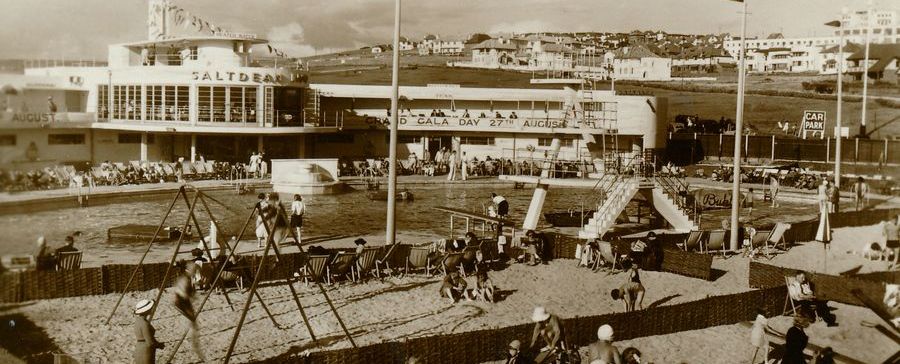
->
[577, 176, 639, 239]
[650, 176, 699, 232]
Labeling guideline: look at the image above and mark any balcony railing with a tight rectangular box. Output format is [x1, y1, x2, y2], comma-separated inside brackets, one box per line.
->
[98, 107, 340, 128]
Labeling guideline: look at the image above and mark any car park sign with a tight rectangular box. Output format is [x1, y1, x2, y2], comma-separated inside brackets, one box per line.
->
[801, 110, 826, 139]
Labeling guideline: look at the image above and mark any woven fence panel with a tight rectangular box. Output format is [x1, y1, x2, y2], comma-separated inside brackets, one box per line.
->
[660, 248, 713, 280]
[102, 264, 144, 293]
[140, 262, 175, 291]
[749, 262, 884, 307]
[58, 267, 104, 298]
[550, 233, 580, 260]
[0, 273, 21, 303]
[20, 271, 60, 300]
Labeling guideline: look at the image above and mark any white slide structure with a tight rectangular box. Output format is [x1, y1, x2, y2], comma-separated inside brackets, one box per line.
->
[577, 177, 639, 239]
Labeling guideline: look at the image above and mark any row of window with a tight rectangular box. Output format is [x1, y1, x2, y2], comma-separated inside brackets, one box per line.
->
[0, 133, 154, 146]
[98, 85, 262, 123]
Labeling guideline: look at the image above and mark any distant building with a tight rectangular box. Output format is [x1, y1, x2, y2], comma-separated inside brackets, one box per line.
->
[435, 39, 465, 55]
[371, 46, 384, 54]
[530, 43, 575, 70]
[846, 43, 900, 83]
[607, 45, 672, 81]
[470, 39, 520, 67]
[838, 9, 899, 44]
[819, 42, 862, 74]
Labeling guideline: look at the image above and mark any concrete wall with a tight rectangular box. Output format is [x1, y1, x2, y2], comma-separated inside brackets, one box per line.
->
[0, 128, 92, 167]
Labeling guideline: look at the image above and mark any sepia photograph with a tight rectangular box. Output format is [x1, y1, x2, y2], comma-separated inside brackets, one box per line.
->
[0, 0, 898, 363]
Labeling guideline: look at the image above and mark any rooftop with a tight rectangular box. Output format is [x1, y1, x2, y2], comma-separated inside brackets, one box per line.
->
[613, 44, 660, 59]
[472, 39, 517, 51]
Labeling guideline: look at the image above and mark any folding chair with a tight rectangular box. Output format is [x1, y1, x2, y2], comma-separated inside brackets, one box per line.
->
[704, 229, 729, 258]
[301, 254, 329, 286]
[405, 246, 434, 276]
[459, 246, 480, 275]
[327, 252, 357, 284]
[56, 251, 83, 270]
[353, 247, 380, 282]
[783, 275, 818, 320]
[768, 222, 792, 251]
[181, 162, 196, 179]
[749, 230, 773, 259]
[374, 243, 401, 278]
[679, 231, 704, 252]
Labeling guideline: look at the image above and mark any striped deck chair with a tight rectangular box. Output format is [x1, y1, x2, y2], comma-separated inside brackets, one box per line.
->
[301, 255, 329, 286]
[129, 160, 141, 170]
[327, 252, 357, 284]
[193, 162, 208, 177]
[767, 223, 792, 251]
[704, 229, 729, 257]
[375, 243, 406, 278]
[406, 246, 434, 276]
[181, 162, 196, 179]
[204, 162, 216, 178]
[114, 162, 127, 172]
[90, 167, 106, 185]
[353, 247, 380, 282]
[56, 251, 83, 271]
[679, 231, 704, 252]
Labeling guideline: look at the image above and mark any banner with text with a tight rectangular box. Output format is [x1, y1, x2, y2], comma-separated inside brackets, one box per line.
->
[362, 116, 615, 134]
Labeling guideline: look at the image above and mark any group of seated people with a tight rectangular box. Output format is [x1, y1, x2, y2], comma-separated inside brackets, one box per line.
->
[32, 233, 81, 271]
[0, 167, 73, 192]
[700, 165, 823, 190]
[402, 109, 520, 120]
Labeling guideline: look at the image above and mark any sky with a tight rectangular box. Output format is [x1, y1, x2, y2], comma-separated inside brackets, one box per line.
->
[0, 0, 897, 59]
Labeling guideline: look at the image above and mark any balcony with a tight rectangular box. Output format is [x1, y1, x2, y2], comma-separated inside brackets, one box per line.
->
[0, 111, 95, 126]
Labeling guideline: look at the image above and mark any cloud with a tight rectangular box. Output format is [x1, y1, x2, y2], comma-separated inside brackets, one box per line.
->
[488, 20, 555, 35]
[265, 22, 316, 57]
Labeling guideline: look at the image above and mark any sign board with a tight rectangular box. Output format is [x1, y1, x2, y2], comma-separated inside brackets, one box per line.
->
[362, 116, 614, 134]
[834, 126, 849, 138]
[801, 110, 826, 139]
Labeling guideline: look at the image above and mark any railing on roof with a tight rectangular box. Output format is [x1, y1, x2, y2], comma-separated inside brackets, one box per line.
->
[23, 59, 107, 69]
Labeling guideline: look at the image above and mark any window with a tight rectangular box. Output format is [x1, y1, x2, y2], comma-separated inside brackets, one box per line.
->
[538, 138, 574, 147]
[97, 85, 108, 119]
[387, 135, 422, 144]
[0, 135, 15, 146]
[48, 134, 85, 145]
[110, 85, 142, 120]
[460, 136, 494, 145]
[319, 134, 354, 143]
[118, 133, 155, 144]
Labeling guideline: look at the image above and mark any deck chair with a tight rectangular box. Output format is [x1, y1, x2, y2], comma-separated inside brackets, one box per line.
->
[783, 275, 818, 320]
[301, 254, 329, 285]
[374, 243, 401, 278]
[353, 247, 380, 282]
[327, 252, 357, 284]
[129, 160, 141, 170]
[56, 251, 83, 270]
[181, 162, 196, 179]
[205, 162, 216, 178]
[406, 246, 434, 276]
[704, 229, 729, 257]
[767, 223, 792, 251]
[749, 230, 774, 259]
[114, 162, 127, 172]
[679, 231, 704, 252]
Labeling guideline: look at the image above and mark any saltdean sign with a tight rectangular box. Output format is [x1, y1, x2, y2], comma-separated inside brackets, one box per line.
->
[191, 71, 288, 84]
[367, 116, 611, 133]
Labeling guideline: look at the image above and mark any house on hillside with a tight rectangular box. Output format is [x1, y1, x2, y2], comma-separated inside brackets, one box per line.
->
[846, 43, 900, 83]
[820, 42, 862, 75]
[470, 38, 520, 67]
[607, 44, 672, 80]
[418, 34, 439, 55]
[399, 37, 415, 51]
[531, 43, 574, 70]
[435, 38, 465, 55]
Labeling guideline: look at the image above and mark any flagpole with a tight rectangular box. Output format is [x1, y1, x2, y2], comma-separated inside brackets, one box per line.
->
[386, 0, 401, 245]
[729, 0, 748, 252]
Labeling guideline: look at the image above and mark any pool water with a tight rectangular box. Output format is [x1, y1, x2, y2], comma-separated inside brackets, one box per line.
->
[0, 185, 817, 263]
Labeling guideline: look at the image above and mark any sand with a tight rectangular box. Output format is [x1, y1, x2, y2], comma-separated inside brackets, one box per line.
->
[1, 223, 895, 363]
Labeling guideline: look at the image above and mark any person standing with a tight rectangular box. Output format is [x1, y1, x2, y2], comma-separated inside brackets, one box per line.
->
[769, 176, 780, 208]
[72, 171, 86, 207]
[491, 192, 509, 219]
[828, 180, 840, 213]
[884, 218, 899, 268]
[255, 193, 268, 248]
[173, 263, 205, 361]
[291, 194, 305, 245]
[782, 315, 810, 364]
[744, 188, 755, 217]
[133, 299, 164, 364]
[447, 151, 458, 181]
[461, 152, 468, 181]
[586, 324, 622, 364]
[259, 152, 268, 177]
[434, 148, 444, 173]
[817, 179, 829, 213]
[248, 152, 259, 178]
[852, 177, 869, 211]
[750, 308, 772, 364]
[47, 96, 58, 123]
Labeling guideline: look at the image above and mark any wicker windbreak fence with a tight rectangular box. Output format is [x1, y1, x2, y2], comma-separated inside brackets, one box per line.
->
[250, 286, 787, 364]
[748, 261, 887, 308]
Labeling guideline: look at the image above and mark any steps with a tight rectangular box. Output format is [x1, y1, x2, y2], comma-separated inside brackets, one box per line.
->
[578, 177, 639, 239]
[650, 187, 699, 232]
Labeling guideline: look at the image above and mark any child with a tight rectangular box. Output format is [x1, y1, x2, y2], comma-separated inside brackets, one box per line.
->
[440, 271, 471, 304]
[475, 270, 495, 303]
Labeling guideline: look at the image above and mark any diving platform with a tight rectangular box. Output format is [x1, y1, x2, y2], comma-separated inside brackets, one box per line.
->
[499, 175, 604, 188]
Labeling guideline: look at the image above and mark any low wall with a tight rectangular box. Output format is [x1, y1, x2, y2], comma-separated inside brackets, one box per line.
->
[252, 286, 787, 364]
[748, 261, 886, 307]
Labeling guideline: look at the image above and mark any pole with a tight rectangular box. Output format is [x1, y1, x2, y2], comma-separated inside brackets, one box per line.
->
[730, 0, 748, 252]
[835, 17, 844, 189]
[386, 0, 401, 245]
[860, 1, 872, 138]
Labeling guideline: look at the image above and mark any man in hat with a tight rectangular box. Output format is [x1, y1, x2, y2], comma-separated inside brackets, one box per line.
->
[133, 299, 164, 364]
[586, 324, 622, 364]
[505, 339, 523, 364]
[530, 306, 566, 363]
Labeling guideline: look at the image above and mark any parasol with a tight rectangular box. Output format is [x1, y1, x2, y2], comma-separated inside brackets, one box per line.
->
[815, 206, 832, 272]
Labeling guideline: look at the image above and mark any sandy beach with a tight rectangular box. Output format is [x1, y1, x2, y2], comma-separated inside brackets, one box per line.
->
[2, 220, 897, 363]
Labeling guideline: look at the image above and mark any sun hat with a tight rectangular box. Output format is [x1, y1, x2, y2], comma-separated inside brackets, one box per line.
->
[597, 324, 614, 341]
[508, 340, 522, 350]
[531, 306, 550, 322]
[354, 238, 367, 246]
[134, 299, 155, 315]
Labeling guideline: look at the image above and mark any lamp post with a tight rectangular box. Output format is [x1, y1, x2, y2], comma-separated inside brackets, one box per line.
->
[386, 0, 401, 245]
[825, 8, 848, 189]
[728, 0, 748, 252]
[860, 0, 872, 137]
